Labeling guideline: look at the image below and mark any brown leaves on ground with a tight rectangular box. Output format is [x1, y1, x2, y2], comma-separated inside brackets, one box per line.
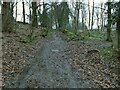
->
[2, 27, 48, 87]
[64, 40, 119, 88]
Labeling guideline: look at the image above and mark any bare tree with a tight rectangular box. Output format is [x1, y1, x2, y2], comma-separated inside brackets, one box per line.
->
[88, 0, 91, 30]
[91, 0, 94, 31]
[22, 0, 25, 24]
[81, 1, 87, 31]
[15, 2, 18, 21]
[95, 8, 100, 31]
[75, 1, 81, 33]
[71, 0, 81, 34]
[100, 3, 106, 31]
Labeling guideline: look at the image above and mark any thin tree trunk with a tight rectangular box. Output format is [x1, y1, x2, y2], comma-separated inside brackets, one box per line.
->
[82, 14, 84, 30]
[91, 0, 94, 31]
[0, 15, 1, 31]
[81, 0, 85, 31]
[50, 5, 53, 30]
[96, 13, 99, 31]
[75, 2, 80, 34]
[81, 4, 84, 31]
[100, 3, 104, 31]
[103, 17, 106, 30]
[22, 1, 25, 24]
[88, 0, 91, 30]
[11, 2, 14, 21]
[15, 2, 17, 21]
[76, 4, 80, 32]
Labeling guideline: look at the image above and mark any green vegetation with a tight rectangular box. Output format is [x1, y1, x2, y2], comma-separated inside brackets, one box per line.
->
[16, 23, 51, 43]
[62, 29, 117, 42]
[100, 46, 114, 58]
[41, 29, 49, 37]
[19, 29, 51, 43]
[19, 34, 38, 43]
[62, 29, 106, 41]
[62, 29, 77, 41]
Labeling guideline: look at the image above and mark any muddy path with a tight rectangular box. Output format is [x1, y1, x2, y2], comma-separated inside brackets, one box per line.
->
[5, 31, 98, 88]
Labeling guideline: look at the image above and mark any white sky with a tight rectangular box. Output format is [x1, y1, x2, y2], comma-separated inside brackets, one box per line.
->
[0, 0, 119, 28]
[15, 0, 119, 28]
[16, 0, 108, 21]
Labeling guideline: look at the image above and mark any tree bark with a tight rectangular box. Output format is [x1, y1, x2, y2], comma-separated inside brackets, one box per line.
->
[100, 4, 103, 31]
[11, 2, 14, 21]
[96, 12, 99, 31]
[2, 2, 13, 32]
[41, 1, 47, 27]
[32, 2, 38, 27]
[22, 1, 25, 24]
[106, 2, 112, 42]
[116, 1, 120, 60]
[76, 2, 80, 32]
[74, 2, 80, 34]
[15, 2, 17, 21]
[91, 0, 94, 31]
[88, 0, 91, 30]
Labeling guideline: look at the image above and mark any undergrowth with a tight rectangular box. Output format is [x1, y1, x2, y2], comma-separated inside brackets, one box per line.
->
[61, 29, 115, 41]
[19, 28, 51, 43]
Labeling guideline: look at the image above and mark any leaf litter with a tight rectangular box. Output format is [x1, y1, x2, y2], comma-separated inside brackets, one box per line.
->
[64, 40, 119, 88]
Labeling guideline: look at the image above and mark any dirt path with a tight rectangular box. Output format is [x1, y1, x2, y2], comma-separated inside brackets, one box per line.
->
[5, 31, 100, 88]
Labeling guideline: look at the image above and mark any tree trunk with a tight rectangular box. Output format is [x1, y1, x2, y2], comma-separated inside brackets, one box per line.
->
[11, 2, 14, 21]
[81, 13, 84, 30]
[116, 1, 120, 60]
[2, 2, 13, 32]
[41, 2, 47, 27]
[81, 0, 85, 31]
[15, 2, 17, 21]
[88, 0, 91, 30]
[32, 2, 38, 27]
[100, 3, 104, 31]
[91, 0, 94, 31]
[76, 3, 80, 32]
[106, 2, 112, 42]
[96, 11, 99, 31]
[75, 2, 80, 34]
[22, 1, 25, 24]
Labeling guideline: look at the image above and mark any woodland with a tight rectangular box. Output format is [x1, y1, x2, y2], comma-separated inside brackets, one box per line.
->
[0, 0, 120, 88]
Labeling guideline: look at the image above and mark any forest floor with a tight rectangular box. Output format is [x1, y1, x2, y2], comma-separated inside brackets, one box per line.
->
[2, 26, 120, 88]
